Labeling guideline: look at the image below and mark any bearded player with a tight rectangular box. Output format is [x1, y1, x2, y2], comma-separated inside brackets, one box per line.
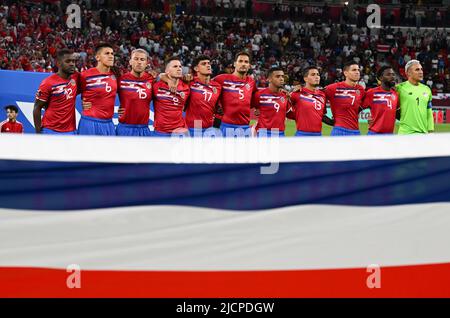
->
[33, 49, 78, 135]
[213, 51, 257, 137]
[252, 67, 290, 137]
[362, 66, 399, 135]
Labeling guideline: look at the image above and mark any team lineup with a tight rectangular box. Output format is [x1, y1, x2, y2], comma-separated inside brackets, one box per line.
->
[1, 42, 435, 137]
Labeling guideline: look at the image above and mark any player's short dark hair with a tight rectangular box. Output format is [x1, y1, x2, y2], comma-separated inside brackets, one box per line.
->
[234, 51, 251, 63]
[166, 56, 181, 67]
[192, 55, 211, 68]
[302, 66, 319, 78]
[95, 42, 114, 54]
[377, 65, 394, 79]
[268, 67, 284, 77]
[343, 61, 359, 72]
[4, 105, 19, 113]
[56, 48, 74, 61]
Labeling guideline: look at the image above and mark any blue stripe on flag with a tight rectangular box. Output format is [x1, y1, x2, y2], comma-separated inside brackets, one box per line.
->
[1, 157, 449, 210]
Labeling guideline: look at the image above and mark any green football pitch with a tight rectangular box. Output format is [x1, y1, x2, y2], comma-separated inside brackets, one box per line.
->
[250, 120, 450, 136]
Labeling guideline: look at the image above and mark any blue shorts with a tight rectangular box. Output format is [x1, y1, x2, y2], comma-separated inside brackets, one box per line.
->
[42, 128, 77, 135]
[331, 126, 360, 136]
[188, 127, 222, 137]
[220, 122, 251, 137]
[78, 115, 115, 136]
[368, 130, 393, 135]
[116, 123, 152, 137]
[153, 130, 189, 138]
[257, 129, 285, 137]
[295, 130, 321, 137]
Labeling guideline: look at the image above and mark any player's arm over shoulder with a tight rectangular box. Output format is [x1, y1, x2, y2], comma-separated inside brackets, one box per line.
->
[323, 83, 336, 98]
[212, 74, 225, 84]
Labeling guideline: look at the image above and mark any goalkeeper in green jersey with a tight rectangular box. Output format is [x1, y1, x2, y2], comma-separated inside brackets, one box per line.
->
[396, 60, 434, 134]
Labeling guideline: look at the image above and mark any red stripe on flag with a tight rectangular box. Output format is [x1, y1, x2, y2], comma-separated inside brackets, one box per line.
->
[1, 263, 449, 298]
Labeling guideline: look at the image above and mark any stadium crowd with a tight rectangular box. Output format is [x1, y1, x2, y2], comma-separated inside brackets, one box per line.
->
[0, 0, 449, 93]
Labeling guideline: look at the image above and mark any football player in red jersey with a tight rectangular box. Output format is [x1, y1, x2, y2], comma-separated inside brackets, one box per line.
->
[362, 66, 399, 135]
[78, 43, 117, 136]
[0, 105, 23, 134]
[152, 56, 190, 137]
[185, 55, 222, 137]
[290, 66, 334, 136]
[324, 61, 365, 136]
[33, 49, 78, 135]
[213, 51, 257, 137]
[252, 67, 290, 137]
[116, 49, 154, 136]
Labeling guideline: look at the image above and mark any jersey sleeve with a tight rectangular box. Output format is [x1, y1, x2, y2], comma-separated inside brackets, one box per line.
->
[73, 73, 81, 95]
[427, 89, 434, 132]
[322, 95, 328, 116]
[360, 87, 366, 100]
[286, 98, 296, 120]
[251, 90, 260, 109]
[361, 89, 373, 109]
[323, 84, 335, 101]
[252, 80, 258, 95]
[286, 93, 298, 120]
[394, 91, 400, 111]
[35, 79, 51, 102]
[212, 74, 224, 85]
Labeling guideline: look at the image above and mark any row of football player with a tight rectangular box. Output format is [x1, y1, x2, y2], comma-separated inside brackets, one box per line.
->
[17, 43, 434, 137]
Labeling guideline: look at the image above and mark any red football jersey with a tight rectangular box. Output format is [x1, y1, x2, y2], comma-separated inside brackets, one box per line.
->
[152, 80, 190, 133]
[213, 73, 256, 125]
[324, 81, 365, 130]
[35, 73, 78, 132]
[118, 72, 154, 125]
[0, 120, 23, 133]
[185, 78, 222, 129]
[252, 88, 289, 132]
[79, 67, 117, 120]
[362, 87, 399, 133]
[290, 87, 327, 133]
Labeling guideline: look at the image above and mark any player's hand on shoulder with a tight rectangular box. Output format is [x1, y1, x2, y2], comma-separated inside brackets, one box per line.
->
[118, 107, 125, 117]
[182, 73, 193, 83]
[279, 88, 289, 95]
[147, 69, 158, 78]
[290, 85, 302, 94]
[168, 80, 178, 94]
[82, 99, 92, 110]
[215, 105, 224, 116]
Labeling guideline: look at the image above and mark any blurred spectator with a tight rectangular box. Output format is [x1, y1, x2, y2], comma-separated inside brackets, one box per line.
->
[0, 0, 448, 93]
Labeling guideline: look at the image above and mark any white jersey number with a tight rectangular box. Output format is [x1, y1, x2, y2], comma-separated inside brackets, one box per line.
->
[138, 88, 147, 99]
[238, 88, 244, 100]
[65, 88, 73, 100]
[203, 90, 212, 102]
[273, 101, 280, 112]
[313, 99, 322, 110]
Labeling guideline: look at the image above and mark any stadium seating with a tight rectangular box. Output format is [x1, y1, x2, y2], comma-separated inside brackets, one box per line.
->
[0, 0, 449, 92]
